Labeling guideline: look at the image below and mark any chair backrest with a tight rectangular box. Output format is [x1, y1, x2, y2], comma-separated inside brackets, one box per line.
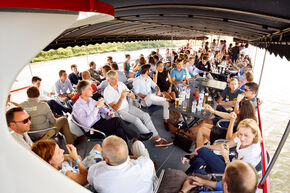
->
[71, 114, 106, 138]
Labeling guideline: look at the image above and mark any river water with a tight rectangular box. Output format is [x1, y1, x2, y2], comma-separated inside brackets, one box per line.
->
[11, 46, 290, 192]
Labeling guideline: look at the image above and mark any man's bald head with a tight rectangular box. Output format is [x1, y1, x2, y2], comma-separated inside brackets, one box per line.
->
[223, 160, 258, 193]
[102, 135, 129, 166]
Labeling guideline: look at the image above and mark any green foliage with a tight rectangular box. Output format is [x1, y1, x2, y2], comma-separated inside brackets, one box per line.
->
[31, 40, 189, 63]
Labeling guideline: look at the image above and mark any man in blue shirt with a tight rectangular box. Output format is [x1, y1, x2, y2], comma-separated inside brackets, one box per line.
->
[55, 70, 75, 104]
[170, 58, 189, 85]
[178, 160, 258, 193]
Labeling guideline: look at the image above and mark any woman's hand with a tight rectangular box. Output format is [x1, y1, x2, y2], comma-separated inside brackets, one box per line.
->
[66, 144, 79, 161]
[93, 144, 102, 153]
[220, 143, 229, 162]
[236, 93, 244, 103]
[204, 104, 214, 113]
[229, 112, 237, 120]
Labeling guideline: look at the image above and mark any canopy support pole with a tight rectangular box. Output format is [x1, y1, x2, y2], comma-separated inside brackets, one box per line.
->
[257, 49, 267, 98]
[28, 63, 33, 77]
[253, 46, 258, 70]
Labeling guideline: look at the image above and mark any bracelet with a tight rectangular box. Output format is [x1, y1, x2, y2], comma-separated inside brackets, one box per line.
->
[74, 158, 81, 164]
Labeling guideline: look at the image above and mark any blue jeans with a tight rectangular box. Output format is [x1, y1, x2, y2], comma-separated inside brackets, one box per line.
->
[185, 147, 226, 175]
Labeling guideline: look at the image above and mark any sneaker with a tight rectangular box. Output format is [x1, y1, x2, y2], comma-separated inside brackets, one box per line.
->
[154, 138, 173, 147]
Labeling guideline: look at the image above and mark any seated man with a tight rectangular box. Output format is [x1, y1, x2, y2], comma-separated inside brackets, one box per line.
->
[88, 135, 155, 193]
[97, 65, 111, 94]
[236, 82, 259, 109]
[111, 62, 128, 83]
[6, 107, 33, 150]
[170, 58, 189, 87]
[32, 76, 71, 116]
[88, 61, 101, 83]
[71, 71, 102, 102]
[55, 70, 75, 103]
[68, 64, 82, 87]
[178, 160, 258, 193]
[72, 80, 152, 144]
[104, 70, 173, 148]
[133, 64, 170, 130]
[105, 56, 117, 67]
[19, 86, 77, 144]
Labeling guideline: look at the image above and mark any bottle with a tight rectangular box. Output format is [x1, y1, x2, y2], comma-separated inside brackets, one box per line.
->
[191, 99, 197, 113]
[198, 89, 204, 108]
[186, 86, 190, 99]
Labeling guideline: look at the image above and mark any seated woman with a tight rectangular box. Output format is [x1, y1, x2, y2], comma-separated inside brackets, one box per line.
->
[189, 99, 257, 148]
[123, 54, 135, 78]
[153, 61, 176, 102]
[185, 118, 261, 175]
[31, 139, 102, 185]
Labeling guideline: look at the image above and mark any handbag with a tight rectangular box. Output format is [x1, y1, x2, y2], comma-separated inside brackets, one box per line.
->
[173, 130, 195, 153]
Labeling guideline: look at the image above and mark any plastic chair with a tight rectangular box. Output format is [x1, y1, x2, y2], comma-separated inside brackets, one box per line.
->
[71, 114, 106, 157]
[27, 127, 61, 142]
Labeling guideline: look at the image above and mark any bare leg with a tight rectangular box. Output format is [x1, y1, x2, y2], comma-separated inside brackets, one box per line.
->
[190, 120, 213, 134]
[196, 127, 211, 148]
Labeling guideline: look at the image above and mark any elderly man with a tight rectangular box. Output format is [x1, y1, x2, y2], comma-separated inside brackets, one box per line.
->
[132, 64, 170, 130]
[104, 70, 172, 148]
[19, 86, 77, 144]
[88, 135, 155, 193]
[178, 160, 258, 193]
[72, 80, 152, 143]
[6, 107, 33, 150]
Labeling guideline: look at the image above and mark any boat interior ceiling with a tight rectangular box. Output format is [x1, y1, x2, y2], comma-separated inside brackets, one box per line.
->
[44, 0, 290, 60]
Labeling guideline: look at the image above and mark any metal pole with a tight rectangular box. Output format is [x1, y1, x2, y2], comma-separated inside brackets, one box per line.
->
[171, 28, 173, 48]
[28, 63, 33, 77]
[257, 49, 267, 98]
[259, 120, 290, 186]
[253, 46, 258, 70]
[85, 44, 89, 65]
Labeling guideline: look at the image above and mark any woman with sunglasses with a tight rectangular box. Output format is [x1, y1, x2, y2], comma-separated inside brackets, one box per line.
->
[31, 139, 103, 185]
[185, 118, 261, 175]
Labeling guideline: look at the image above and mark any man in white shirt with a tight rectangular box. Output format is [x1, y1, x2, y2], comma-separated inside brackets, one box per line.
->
[6, 107, 33, 150]
[88, 135, 155, 193]
[132, 64, 170, 130]
[104, 70, 172, 148]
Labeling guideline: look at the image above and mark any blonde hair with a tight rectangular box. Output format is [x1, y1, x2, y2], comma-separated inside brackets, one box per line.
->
[229, 77, 238, 83]
[106, 70, 118, 79]
[237, 119, 261, 144]
[82, 71, 90, 80]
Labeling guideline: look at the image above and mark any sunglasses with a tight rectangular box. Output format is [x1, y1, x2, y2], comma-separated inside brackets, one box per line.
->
[244, 88, 252, 92]
[13, 116, 31, 124]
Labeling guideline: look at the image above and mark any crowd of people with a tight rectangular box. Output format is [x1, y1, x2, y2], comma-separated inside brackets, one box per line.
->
[6, 39, 261, 193]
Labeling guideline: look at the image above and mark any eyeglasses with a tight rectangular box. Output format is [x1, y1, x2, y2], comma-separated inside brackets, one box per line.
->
[13, 116, 31, 124]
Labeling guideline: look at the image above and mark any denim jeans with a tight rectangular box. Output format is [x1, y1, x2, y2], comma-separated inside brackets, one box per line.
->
[185, 147, 226, 175]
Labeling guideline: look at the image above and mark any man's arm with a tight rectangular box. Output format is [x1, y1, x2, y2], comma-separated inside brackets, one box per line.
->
[108, 90, 128, 111]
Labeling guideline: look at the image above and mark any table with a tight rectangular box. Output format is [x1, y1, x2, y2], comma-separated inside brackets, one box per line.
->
[169, 96, 214, 131]
[211, 72, 229, 82]
[198, 79, 227, 91]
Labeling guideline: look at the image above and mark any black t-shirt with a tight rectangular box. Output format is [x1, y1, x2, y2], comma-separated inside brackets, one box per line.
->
[156, 70, 170, 92]
[221, 87, 243, 102]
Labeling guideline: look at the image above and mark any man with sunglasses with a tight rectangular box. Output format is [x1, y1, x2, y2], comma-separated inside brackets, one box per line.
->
[6, 107, 33, 150]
